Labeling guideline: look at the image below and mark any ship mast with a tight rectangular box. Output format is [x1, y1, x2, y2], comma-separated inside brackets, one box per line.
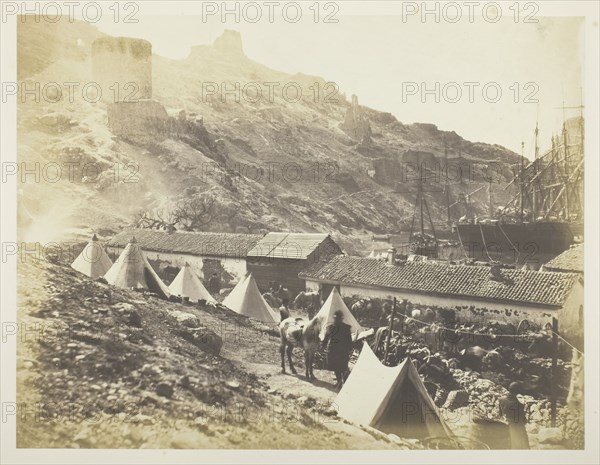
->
[444, 139, 451, 225]
[502, 104, 584, 223]
[488, 176, 494, 218]
[562, 121, 570, 220]
[533, 120, 539, 222]
[406, 167, 438, 254]
[519, 141, 525, 222]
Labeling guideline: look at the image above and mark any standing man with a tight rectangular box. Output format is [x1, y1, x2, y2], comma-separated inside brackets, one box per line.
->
[208, 272, 221, 296]
[323, 310, 353, 388]
[499, 381, 530, 449]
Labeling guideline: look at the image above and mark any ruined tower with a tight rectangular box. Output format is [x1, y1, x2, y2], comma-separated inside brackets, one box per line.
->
[91, 37, 152, 102]
[340, 94, 372, 143]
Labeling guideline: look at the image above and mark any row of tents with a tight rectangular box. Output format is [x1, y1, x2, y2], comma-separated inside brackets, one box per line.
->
[73, 236, 453, 443]
[71, 235, 362, 332]
[71, 235, 214, 303]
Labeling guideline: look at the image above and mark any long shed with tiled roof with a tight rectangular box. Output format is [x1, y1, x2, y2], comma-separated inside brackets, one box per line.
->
[106, 229, 264, 286]
[246, 232, 343, 294]
[300, 256, 583, 348]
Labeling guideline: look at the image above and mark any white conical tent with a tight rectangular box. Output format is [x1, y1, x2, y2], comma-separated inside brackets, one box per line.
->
[314, 287, 362, 341]
[168, 263, 215, 303]
[71, 234, 113, 279]
[335, 344, 451, 439]
[222, 272, 249, 305]
[104, 237, 171, 299]
[222, 273, 279, 324]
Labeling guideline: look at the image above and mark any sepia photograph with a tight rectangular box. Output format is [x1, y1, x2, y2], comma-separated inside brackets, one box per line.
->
[1, 1, 598, 463]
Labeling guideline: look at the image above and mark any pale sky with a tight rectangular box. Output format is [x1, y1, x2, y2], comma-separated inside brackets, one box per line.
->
[96, 10, 584, 157]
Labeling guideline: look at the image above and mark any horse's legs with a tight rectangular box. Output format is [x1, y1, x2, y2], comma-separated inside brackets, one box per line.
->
[303, 351, 310, 379]
[280, 341, 286, 373]
[286, 344, 297, 375]
[306, 350, 317, 380]
[310, 351, 317, 380]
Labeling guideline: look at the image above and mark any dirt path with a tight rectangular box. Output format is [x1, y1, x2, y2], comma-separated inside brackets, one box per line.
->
[216, 319, 404, 448]
[16, 258, 400, 449]
[220, 327, 340, 404]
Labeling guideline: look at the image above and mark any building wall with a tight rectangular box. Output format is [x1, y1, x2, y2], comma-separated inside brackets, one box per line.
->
[247, 258, 307, 294]
[106, 246, 247, 286]
[248, 236, 343, 294]
[305, 279, 558, 327]
[557, 279, 584, 351]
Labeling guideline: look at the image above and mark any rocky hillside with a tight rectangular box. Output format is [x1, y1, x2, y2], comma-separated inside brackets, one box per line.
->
[17, 18, 521, 251]
[17, 254, 403, 449]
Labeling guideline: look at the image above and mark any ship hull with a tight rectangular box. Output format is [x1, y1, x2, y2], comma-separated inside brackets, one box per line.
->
[455, 222, 575, 267]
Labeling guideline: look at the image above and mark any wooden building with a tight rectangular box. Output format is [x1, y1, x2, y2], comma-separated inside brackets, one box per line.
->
[246, 232, 342, 295]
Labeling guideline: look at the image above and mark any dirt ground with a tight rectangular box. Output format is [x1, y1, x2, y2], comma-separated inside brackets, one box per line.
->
[16, 256, 403, 450]
[15, 254, 580, 450]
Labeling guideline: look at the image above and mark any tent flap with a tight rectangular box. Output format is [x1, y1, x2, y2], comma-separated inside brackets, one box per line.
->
[104, 240, 171, 299]
[71, 237, 113, 279]
[335, 344, 451, 440]
[222, 273, 279, 324]
[168, 263, 215, 303]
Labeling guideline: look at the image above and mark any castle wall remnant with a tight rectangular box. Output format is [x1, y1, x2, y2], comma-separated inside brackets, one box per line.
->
[340, 94, 372, 143]
[92, 37, 152, 102]
[107, 100, 168, 144]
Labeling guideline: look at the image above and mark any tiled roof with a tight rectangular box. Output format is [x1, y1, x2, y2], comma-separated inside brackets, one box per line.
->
[107, 229, 263, 259]
[543, 244, 584, 274]
[247, 232, 332, 260]
[299, 256, 578, 308]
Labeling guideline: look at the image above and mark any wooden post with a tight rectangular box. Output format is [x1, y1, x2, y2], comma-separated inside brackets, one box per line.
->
[383, 298, 397, 366]
[551, 317, 558, 427]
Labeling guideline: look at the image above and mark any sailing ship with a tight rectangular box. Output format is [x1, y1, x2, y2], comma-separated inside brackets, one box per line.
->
[454, 114, 584, 267]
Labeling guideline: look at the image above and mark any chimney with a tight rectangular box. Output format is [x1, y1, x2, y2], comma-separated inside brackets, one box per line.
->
[489, 263, 502, 281]
[387, 247, 397, 265]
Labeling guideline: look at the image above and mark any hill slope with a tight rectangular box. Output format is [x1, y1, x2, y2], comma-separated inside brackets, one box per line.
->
[17, 19, 521, 251]
[18, 255, 403, 448]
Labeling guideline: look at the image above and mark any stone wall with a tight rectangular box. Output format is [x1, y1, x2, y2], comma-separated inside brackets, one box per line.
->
[107, 100, 169, 144]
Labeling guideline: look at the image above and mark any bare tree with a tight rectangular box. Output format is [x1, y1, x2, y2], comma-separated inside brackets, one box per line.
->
[134, 194, 215, 231]
[174, 195, 215, 231]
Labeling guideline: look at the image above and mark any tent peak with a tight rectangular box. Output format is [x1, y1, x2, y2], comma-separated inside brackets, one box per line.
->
[130, 235, 137, 243]
[91, 233, 99, 241]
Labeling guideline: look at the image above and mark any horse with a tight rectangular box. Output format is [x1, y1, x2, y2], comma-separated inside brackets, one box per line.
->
[292, 290, 320, 311]
[279, 315, 322, 380]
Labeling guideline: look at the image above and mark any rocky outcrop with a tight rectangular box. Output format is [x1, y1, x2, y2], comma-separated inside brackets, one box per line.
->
[213, 29, 245, 58]
[107, 101, 221, 161]
[371, 157, 403, 185]
[340, 95, 372, 143]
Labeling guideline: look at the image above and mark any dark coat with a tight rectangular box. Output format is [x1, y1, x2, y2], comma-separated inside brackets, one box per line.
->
[208, 275, 221, 295]
[324, 322, 353, 372]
